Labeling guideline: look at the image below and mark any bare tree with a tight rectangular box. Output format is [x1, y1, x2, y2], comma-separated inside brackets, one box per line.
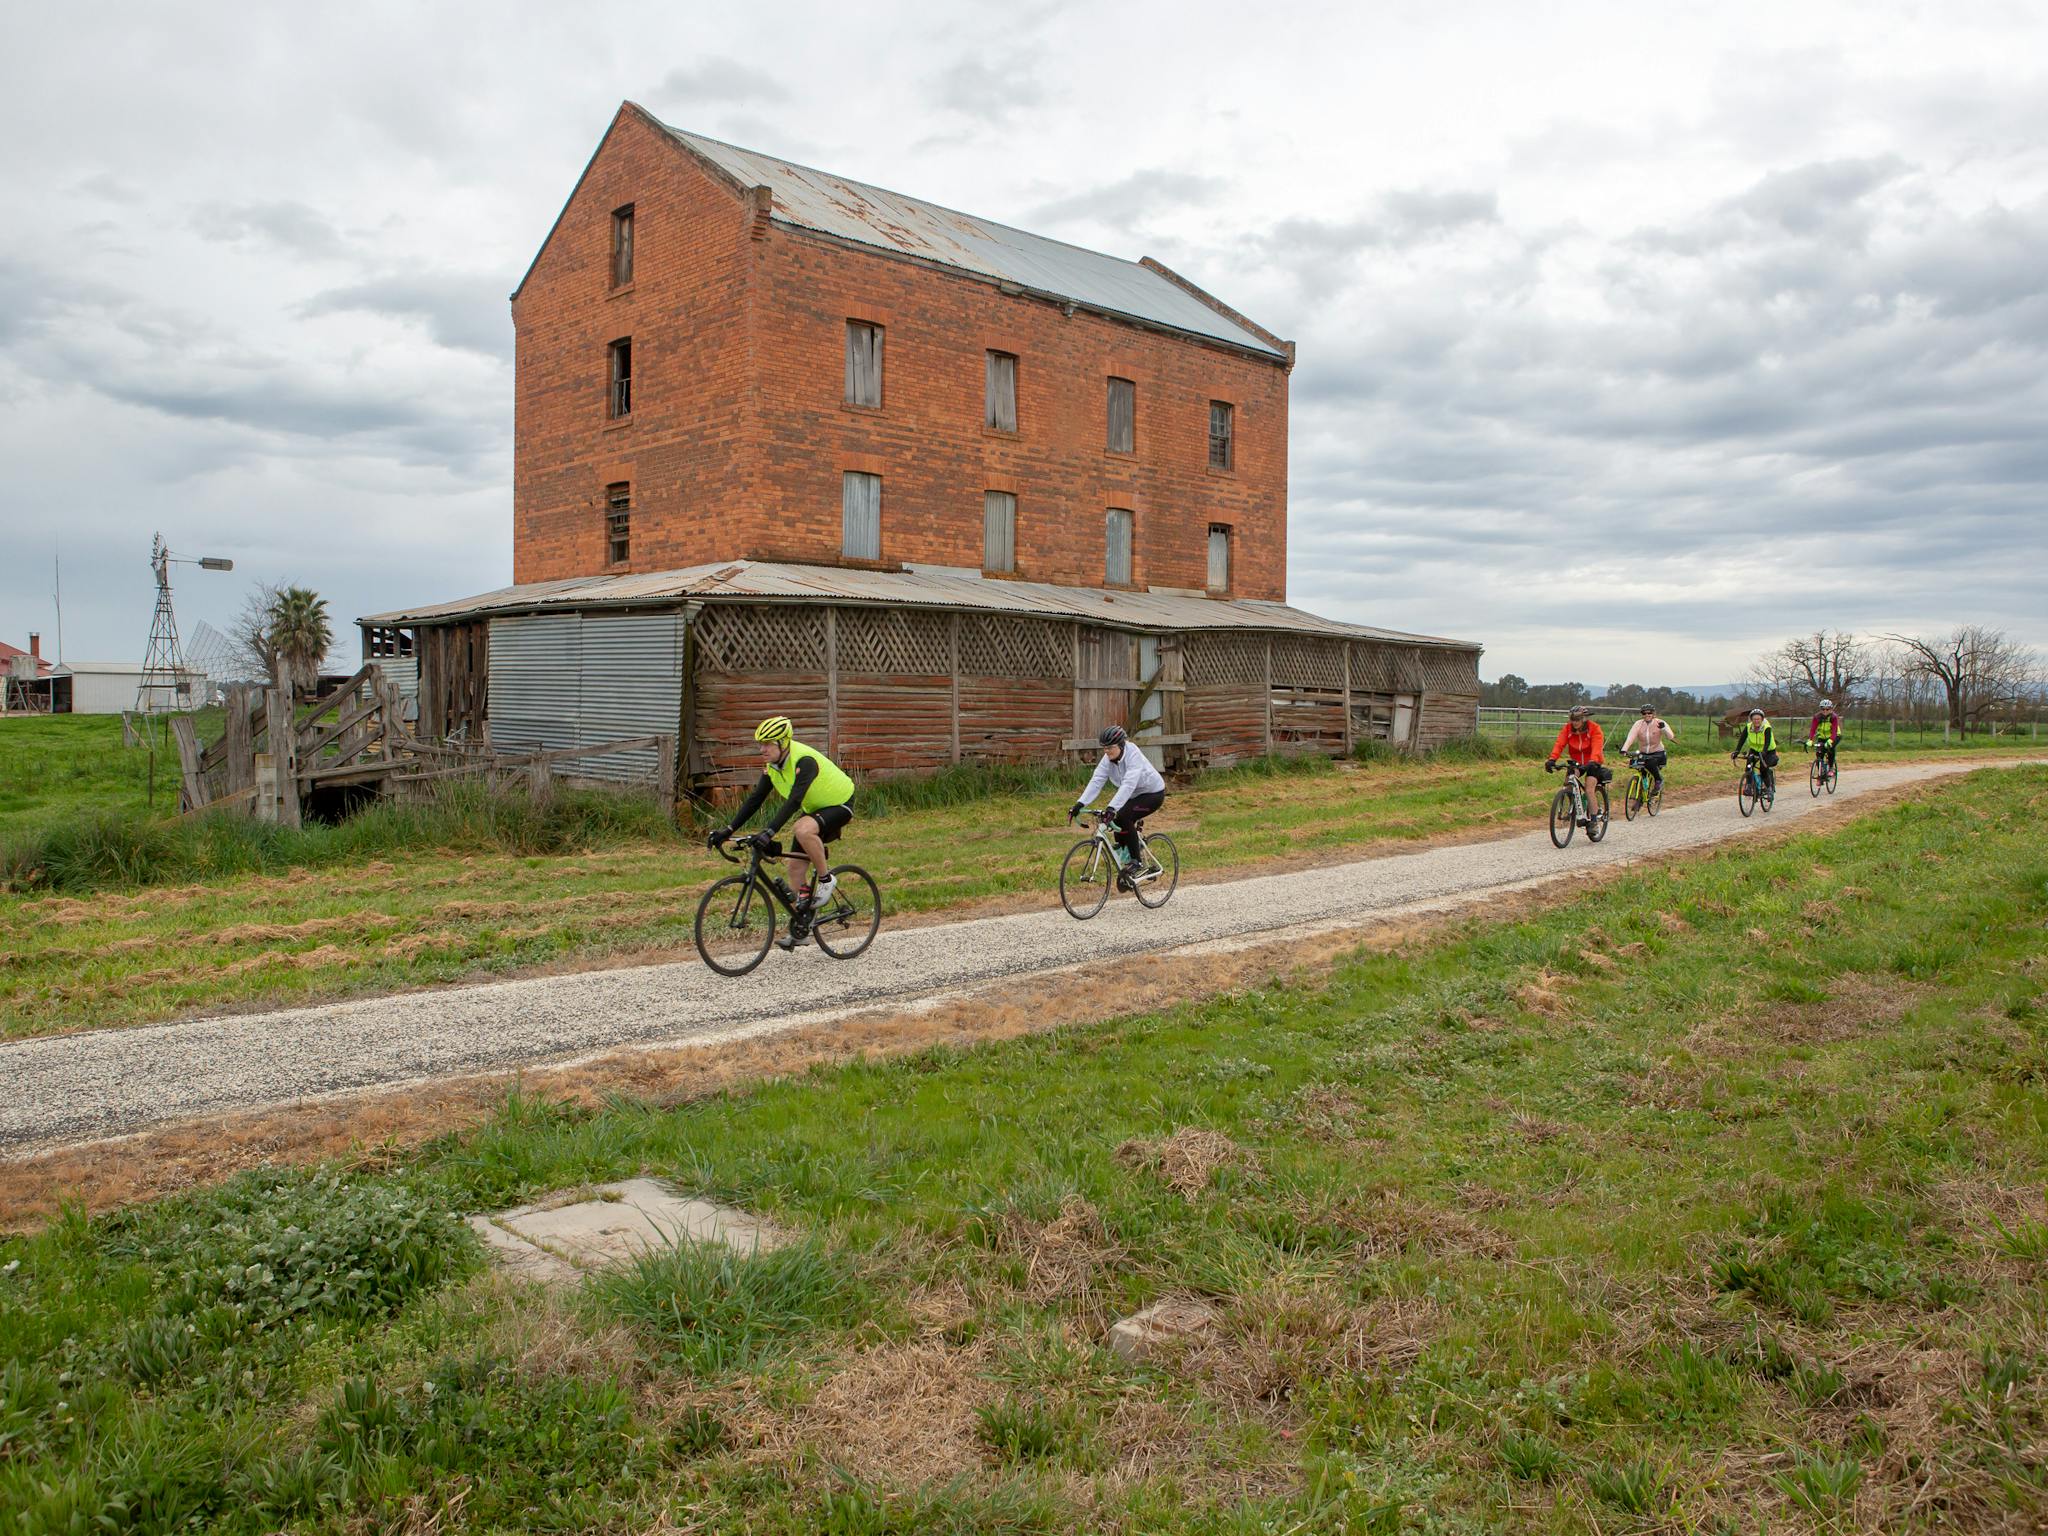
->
[1746, 630, 1869, 707]
[1883, 626, 2039, 736]
[230, 582, 284, 683]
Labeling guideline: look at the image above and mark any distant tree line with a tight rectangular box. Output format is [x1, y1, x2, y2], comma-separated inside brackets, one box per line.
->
[1484, 624, 2043, 737]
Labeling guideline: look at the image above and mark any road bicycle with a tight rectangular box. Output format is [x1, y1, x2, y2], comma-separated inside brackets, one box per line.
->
[1545, 760, 1609, 848]
[1622, 751, 1664, 821]
[693, 834, 881, 976]
[1807, 739, 1839, 797]
[1060, 808, 1179, 919]
[1735, 750, 1776, 817]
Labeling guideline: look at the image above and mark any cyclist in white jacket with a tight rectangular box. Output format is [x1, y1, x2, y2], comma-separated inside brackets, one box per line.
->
[1070, 725, 1166, 884]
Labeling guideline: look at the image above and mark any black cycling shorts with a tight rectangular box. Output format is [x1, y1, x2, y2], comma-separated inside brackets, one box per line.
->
[808, 802, 854, 844]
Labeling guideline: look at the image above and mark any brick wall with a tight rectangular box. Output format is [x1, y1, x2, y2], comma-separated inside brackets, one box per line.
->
[513, 108, 1291, 599]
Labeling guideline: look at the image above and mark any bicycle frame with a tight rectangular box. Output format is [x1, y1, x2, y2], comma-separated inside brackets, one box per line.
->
[1077, 809, 1163, 884]
[712, 836, 817, 925]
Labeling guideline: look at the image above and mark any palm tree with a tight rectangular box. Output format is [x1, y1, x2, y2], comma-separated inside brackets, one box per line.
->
[266, 586, 332, 696]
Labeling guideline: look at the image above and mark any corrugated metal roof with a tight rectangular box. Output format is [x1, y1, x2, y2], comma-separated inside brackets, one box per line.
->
[360, 561, 1477, 651]
[659, 122, 1287, 362]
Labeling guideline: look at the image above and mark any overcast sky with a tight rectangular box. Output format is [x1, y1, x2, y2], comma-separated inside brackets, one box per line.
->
[3, 1, 2042, 685]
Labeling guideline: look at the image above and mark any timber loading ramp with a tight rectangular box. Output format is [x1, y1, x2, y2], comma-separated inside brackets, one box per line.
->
[3, 758, 2037, 1155]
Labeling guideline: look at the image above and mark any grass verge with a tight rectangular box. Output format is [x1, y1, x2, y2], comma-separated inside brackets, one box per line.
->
[3, 765, 2043, 1530]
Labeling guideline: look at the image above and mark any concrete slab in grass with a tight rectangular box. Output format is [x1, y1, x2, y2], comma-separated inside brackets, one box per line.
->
[472, 1177, 785, 1281]
[1107, 1296, 1220, 1364]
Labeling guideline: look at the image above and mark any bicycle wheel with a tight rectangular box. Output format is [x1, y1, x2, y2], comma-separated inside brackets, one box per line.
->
[812, 863, 880, 960]
[1647, 778, 1663, 817]
[1825, 757, 1838, 795]
[1738, 772, 1757, 817]
[1060, 838, 1112, 919]
[694, 874, 776, 976]
[1761, 777, 1775, 812]
[1131, 833, 1179, 909]
[1585, 785, 1611, 843]
[1549, 787, 1576, 848]
[1809, 757, 1822, 797]
[1624, 775, 1645, 821]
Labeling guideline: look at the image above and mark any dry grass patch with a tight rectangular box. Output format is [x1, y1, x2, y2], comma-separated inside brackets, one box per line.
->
[993, 1195, 1125, 1307]
[1115, 1128, 1258, 1202]
[747, 1336, 999, 1488]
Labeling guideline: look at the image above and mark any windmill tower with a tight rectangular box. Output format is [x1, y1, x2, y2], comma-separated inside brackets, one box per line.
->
[135, 534, 234, 713]
[136, 535, 186, 713]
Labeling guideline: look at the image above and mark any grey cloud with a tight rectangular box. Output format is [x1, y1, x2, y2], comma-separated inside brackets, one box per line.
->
[71, 172, 143, 204]
[1026, 170, 1226, 229]
[192, 200, 347, 259]
[650, 57, 790, 106]
[927, 58, 1047, 126]
[1724, 156, 1908, 235]
[301, 275, 513, 359]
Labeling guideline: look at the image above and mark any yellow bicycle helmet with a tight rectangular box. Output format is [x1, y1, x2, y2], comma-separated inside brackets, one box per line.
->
[754, 716, 793, 746]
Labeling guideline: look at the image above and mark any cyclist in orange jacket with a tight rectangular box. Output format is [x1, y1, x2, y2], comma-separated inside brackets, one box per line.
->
[1545, 705, 1612, 811]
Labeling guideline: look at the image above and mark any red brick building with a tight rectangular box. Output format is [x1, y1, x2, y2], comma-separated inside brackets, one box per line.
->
[512, 103, 1293, 601]
[360, 109, 1481, 786]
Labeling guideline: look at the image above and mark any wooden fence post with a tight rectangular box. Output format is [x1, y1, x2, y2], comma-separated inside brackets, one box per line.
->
[825, 607, 839, 756]
[948, 612, 961, 766]
[1263, 637, 1274, 757]
[170, 716, 209, 812]
[1341, 644, 1354, 756]
[267, 684, 301, 828]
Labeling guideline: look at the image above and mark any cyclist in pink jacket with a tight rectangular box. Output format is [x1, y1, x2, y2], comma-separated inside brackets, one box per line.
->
[1620, 705, 1676, 794]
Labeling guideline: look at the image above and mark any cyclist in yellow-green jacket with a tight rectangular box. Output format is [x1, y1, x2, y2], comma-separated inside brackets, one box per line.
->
[709, 717, 856, 922]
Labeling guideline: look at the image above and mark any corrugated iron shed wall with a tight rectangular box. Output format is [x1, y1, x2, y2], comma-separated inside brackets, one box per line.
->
[487, 611, 684, 782]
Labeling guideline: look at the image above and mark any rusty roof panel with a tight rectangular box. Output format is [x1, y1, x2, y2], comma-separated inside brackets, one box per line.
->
[359, 561, 1477, 651]
[661, 123, 1287, 362]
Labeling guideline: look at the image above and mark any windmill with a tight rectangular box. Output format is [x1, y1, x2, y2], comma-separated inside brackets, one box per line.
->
[135, 533, 234, 713]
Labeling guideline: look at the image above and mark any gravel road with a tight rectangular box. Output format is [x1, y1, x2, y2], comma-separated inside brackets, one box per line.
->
[2, 757, 2031, 1154]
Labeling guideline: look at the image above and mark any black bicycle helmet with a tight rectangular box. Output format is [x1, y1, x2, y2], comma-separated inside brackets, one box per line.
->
[1099, 725, 1128, 748]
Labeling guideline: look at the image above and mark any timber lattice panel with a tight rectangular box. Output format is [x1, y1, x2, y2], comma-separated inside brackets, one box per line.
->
[838, 608, 953, 676]
[1272, 637, 1346, 690]
[693, 604, 827, 674]
[958, 615, 1071, 679]
[1421, 649, 1482, 693]
[1184, 633, 1266, 688]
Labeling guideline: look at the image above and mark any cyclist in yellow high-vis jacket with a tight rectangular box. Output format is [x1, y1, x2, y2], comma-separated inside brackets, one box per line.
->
[710, 717, 855, 922]
[1729, 708, 1780, 795]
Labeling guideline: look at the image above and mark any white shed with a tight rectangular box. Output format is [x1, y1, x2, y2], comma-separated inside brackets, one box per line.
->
[55, 662, 151, 714]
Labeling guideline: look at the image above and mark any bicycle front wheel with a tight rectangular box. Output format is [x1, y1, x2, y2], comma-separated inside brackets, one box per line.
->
[813, 863, 881, 960]
[1585, 785, 1611, 843]
[1825, 759, 1838, 795]
[1738, 774, 1757, 817]
[695, 874, 777, 976]
[1060, 838, 1112, 919]
[1624, 775, 1645, 821]
[1549, 788, 1576, 848]
[1809, 758, 1823, 797]
[1132, 834, 1179, 909]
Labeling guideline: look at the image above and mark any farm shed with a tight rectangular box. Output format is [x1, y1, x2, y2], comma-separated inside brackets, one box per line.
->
[360, 561, 1482, 795]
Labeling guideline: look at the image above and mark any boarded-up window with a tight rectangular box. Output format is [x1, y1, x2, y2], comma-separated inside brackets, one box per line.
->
[606, 483, 631, 564]
[607, 337, 631, 417]
[983, 491, 1016, 573]
[1106, 377, 1135, 452]
[1105, 507, 1134, 585]
[1208, 400, 1234, 469]
[845, 321, 883, 407]
[842, 472, 881, 559]
[1207, 524, 1231, 592]
[985, 350, 1018, 431]
[611, 205, 634, 287]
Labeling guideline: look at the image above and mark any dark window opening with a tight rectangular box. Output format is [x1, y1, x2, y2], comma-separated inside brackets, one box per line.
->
[606, 483, 631, 564]
[1107, 376, 1135, 453]
[985, 350, 1018, 431]
[611, 204, 634, 287]
[1208, 400, 1234, 469]
[365, 625, 414, 659]
[608, 337, 632, 417]
[845, 321, 884, 407]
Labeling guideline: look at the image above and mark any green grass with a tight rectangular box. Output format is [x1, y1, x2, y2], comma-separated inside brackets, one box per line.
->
[3, 765, 2044, 1530]
[0, 713, 202, 831]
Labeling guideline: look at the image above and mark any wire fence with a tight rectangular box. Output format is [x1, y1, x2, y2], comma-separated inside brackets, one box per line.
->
[1477, 707, 2045, 751]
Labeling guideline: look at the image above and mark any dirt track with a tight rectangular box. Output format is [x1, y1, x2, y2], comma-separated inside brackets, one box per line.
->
[1, 758, 2036, 1157]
